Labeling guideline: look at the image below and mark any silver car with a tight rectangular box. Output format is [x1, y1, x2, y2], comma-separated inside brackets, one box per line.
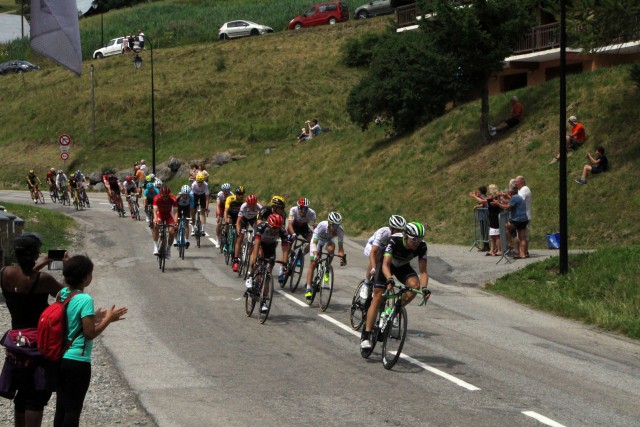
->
[354, 0, 394, 19]
[218, 20, 274, 40]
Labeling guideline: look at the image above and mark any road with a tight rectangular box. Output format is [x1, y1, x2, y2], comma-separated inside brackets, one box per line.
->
[1, 190, 639, 427]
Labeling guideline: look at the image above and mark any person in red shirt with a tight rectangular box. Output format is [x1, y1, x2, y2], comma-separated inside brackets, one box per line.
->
[550, 115, 587, 163]
[489, 96, 524, 136]
[45, 168, 57, 191]
[153, 186, 178, 258]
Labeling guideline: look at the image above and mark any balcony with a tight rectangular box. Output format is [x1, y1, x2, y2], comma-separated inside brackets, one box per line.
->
[513, 22, 561, 54]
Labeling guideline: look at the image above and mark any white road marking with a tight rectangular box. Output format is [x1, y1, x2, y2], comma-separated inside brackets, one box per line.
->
[276, 289, 310, 308]
[522, 411, 567, 427]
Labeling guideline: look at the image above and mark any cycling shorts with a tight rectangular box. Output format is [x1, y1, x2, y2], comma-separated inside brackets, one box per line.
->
[373, 263, 417, 289]
[156, 215, 175, 226]
[310, 239, 333, 261]
[292, 223, 311, 239]
[239, 216, 257, 232]
[110, 186, 121, 195]
[177, 205, 190, 219]
[227, 212, 239, 225]
[193, 193, 207, 210]
[258, 241, 278, 259]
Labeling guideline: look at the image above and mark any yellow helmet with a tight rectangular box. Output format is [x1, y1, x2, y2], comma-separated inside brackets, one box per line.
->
[271, 195, 286, 208]
[196, 173, 205, 183]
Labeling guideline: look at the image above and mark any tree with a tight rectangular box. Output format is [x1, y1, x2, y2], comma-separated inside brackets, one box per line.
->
[565, 0, 640, 52]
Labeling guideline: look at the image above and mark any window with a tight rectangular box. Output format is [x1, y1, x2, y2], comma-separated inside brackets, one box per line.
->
[326, 4, 337, 11]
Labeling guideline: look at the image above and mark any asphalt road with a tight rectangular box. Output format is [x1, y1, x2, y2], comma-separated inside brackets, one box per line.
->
[1, 190, 639, 427]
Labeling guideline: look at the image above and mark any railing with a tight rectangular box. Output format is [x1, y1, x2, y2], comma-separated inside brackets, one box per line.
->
[397, 3, 418, 28]
[512, 22, 561, 54]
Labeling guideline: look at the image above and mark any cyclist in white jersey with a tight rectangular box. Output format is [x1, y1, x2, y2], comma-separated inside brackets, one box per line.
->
[232, 195, 262, 272]
[215, 183, 232, 248]
[122, 176, 138, 218]
[55, 170, 68, 191]
[190, 173, 209, 236]
[175, 185, 194, 248]
[304, 212, 347, 299]
[287, 197, 316, 249]
[361, 215, 407, 295]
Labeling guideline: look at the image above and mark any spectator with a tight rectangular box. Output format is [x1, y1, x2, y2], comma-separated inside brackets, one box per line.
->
[486, 184, 503, 256]
[575, 146, 608, 185]
[495, 187, 529, 259]
[122, 35, 129, 53]
[489, 96, 524, 137]
[127, 33, 135, 52]
[306, 119, 321, 138]
[514, 175, 532, 258]
[550, 116, 586, 163]
[188, 163, 198, 182]
[295, 127, 309, 145]
[139, 160, 147, 176]
[468, 186, 490, 252]
[138, 30, 145, 50]
[53, 255, 127, 427]
[197, 162, 210, 182]
[0, 234, 64, 427]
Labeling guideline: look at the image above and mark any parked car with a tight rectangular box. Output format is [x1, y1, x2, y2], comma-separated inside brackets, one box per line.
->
[93, 37, 126, 59]
[218, 20, 274, 40]
[0, 60, 40, 75]
[354, 0, 394, 19]
[288, 2, 350, 30]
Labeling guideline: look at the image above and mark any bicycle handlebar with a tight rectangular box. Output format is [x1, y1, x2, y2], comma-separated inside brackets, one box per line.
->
[385, 283, 431, 306]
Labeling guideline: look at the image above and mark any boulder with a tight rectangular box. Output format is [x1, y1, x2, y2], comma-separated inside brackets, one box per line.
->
[212, 152, 232, 166]
[168, 157, 182, 172]
[155, 165, 172, 182]
[174, 164, 190, 179]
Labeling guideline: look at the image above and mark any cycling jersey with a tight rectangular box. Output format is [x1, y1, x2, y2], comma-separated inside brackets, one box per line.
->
[68, 178, 78, 189]
[312, 220, 344, 243]
[364, 227, 393, 257]
[45, 171, 56, 184]
[56, 173, 68, 187]
[383, 233, 427, 267]
[26, 173, 38, 188]
[144, 187, 160, 202]
[122, 181, 137, 193]
[254, 222, 288, 245]
[238, 202, 262, 220]
[153, 194, 177, 222]
[288, 206, 317, 227]
[225, 195, 244, 216]
[176, 193, 194, 208]
[191, 181, 209, 196]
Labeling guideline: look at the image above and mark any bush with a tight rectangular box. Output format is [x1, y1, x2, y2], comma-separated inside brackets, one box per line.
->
[630, 62, 640, 89]
[340, 32, 384, 68]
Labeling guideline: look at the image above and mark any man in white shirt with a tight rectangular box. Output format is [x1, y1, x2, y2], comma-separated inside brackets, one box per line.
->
[515, 175, 532, 257]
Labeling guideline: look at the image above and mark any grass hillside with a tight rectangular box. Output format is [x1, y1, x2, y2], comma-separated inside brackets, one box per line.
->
[1, 14, 639, 249]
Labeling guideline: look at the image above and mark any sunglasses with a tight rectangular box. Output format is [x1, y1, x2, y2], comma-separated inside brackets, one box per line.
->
[299, 206, 308, 211]
[235, 192, 245, 196]
[407, 236, 423, 243]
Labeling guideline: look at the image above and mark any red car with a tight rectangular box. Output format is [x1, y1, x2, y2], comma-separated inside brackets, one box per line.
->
[288, 2, 350, 30]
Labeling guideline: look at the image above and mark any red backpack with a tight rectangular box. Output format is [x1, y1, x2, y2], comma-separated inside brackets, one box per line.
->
[37, 291, 82, 361]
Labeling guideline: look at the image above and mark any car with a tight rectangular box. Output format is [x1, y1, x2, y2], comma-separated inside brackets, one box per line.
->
[288, 2, 350, 30]
[354, 0, 394, 19]
[218, 20, 274, 40]
[0, 60, 40, 75]
[93, 37, 126, 59]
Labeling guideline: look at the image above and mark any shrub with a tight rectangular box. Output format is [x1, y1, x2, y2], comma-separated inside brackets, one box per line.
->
[630, 62, 640, 89]
[340, 32, 384, 68]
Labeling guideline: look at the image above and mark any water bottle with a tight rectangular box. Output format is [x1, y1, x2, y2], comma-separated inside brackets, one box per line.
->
[359, 282, 369, 299]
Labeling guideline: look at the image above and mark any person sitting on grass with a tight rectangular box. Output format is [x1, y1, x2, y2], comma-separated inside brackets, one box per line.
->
[550, 115, 586, 163]
[575, 146, 608, 185]
[489, 96, 524, 137]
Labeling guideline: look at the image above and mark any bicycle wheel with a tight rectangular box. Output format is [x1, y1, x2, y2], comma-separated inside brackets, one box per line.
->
[319, 265, 334, 312]
[360, 320, 380, 359]
[288, 251, 304, 293]
[381, 306, 408, 370]
[241, 242, 252, 280]
[245, 274, 258, 317]
[158, 228, 167, 272]
[73, 193, 80, 210]
[238, 240, 248, 277]
[38, 191, 45, 204]
[258, 272, 274, 324]
[194, 214, 202, 248]
[350, 281, 368, 330]
[306, 266, 321, 306]
[83, 191, 90, 208]
[223, 231, 232, 265]
[178, 224, 186, 260]
[49, 189, 57, 203]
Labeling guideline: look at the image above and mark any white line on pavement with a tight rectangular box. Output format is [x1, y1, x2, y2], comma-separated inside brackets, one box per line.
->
[276, 289, 310, 308]
[522, 411, 567, 427]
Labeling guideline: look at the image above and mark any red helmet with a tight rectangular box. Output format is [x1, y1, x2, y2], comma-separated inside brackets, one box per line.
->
[160, 186, 171, 196]
[125, 175, 133, 182]
[267, 213, 283, 228]
[297, 197, 310, 207]
[246, 194, 257, 206]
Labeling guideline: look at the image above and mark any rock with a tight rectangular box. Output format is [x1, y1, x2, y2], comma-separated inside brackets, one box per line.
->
[230, 154, 247, 161]
[174, 164, 190, 179]
[212, 152, 232, 166]
[88, 172, 103, 185]
[93, 183, 106, 192]
[168, 157, 182, 172]
[155, 165, 172, 182]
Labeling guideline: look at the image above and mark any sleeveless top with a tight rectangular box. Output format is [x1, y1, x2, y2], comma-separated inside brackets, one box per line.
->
[1, 267, 49, 330]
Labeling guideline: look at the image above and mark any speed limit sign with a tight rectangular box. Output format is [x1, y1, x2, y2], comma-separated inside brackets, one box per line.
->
[60, 152, 69, 161]
[58, 134, 71, 146]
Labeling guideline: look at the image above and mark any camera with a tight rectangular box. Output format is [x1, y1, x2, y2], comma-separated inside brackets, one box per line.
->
[48, 249, 65, 270]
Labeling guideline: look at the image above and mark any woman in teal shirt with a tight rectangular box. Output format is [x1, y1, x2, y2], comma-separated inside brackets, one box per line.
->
[54, 256, 127, 427]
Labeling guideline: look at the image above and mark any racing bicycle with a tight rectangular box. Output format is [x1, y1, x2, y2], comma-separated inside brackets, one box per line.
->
[156, 221, 171, 272]
[175, 215, 189, 260]
[244, 257, 285, 324]
[283, 235, 307, 292]
[305, 253, 346, 312]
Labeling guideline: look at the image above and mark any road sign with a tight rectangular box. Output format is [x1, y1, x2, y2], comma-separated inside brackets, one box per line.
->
[58, 134, 71, 146]
[60, 146, 70, 152]
[60, 152, 69, 161]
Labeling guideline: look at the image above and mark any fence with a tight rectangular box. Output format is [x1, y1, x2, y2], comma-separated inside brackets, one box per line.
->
[0, 206, 25, 268]
[469, 207, 489, 251]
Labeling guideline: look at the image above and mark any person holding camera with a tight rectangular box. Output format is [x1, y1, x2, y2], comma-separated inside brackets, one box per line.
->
[575, 146, 608, 185]
[0, 234, 65, 427]
[306, 119, 321, 138]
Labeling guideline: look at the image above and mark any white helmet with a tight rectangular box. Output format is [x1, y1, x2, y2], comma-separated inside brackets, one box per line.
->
[328, 212, 343, 225]
[154, 178, 163, 187]
[388, 214, 406, 230]
[180, 185, 191, 194]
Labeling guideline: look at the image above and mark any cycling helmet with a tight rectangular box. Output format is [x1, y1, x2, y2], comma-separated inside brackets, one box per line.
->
[389, 214, 406, 230]
[29, 169, 34, 174]
[246, 194, 257, 206]
[75, 170, 82, 175]
[235, 185, 245, 195]
[180, 185, 191, 194]
[267, 213, 283, 228]
[160, 186, 171, 196]
[271, 195, 286, 208]
[145, 175, 152, 182]
[405, 222, 425, 238]
[154, 178, 163, 187]
[150, 173, 155, 180]
[328, 212, 343, 225]
[221, 182, 231, 191]
[297, 197, 310, 208]
[125, 175, 133, 182]
[58, 170, 64, 175]
[50, 168, 55, 172]
[196, 173, 205, 183]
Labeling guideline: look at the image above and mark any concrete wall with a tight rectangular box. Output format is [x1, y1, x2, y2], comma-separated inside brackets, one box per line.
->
[0, 14, 30, 43]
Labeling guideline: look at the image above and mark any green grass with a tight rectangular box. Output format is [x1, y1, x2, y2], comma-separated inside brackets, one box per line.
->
[489, 246, 640, 339]
[0, 201, 75, 262]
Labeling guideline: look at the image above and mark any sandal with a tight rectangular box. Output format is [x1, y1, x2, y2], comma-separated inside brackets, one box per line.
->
[485, 252, 493, 256]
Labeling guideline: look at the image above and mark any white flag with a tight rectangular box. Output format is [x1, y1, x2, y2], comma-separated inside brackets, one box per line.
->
[30, 0, 83, 76]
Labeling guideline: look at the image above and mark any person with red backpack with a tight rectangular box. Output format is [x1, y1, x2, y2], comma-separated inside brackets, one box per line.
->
[53, 255, 127, 427]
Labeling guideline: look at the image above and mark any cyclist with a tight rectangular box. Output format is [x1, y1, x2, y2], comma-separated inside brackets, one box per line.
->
[152, 185, 178, 258]
[67, 173, 80, 202]
[55, 169, 68, 191]
[26, 169, 41, 202]
[74, 170, 89, 205]
[143, 181, 160, 223]
[245, 213, 291, 312]
[45, 168, 56, 192]
[304, 212, 347, 300]
[361, 215, 407, 296]
[258, 195, 287, 282]
[105, 172, 123, 211]
[232, 194, 262, 272]
[223, 185, 245, 262]
[287, 197, 316, 251]
[122, 176, 138, 218]
[360, 222, 431, 350]
[174, 184, 194, 249]
[190, 173, 210, 237]
[215, 183, 233, 248]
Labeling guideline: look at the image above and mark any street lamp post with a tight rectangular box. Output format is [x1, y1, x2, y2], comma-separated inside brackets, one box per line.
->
[91, 1, 104, 47]
[133, 37, 156, 174]
[90, 64, 96, 148]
